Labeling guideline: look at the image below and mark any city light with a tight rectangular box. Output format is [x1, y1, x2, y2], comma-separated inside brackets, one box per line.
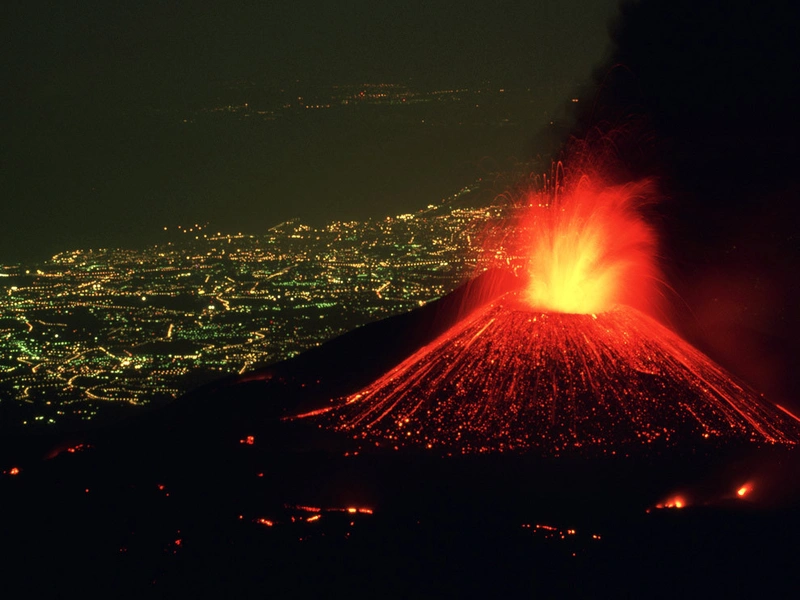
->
[0, 187, 507, 429]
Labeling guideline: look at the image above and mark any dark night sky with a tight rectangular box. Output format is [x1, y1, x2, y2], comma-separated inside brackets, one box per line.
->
[2, 0, 619, 263]
[4, 1, 617, 99]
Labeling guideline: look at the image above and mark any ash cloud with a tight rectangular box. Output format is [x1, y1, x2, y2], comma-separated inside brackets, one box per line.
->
[562, 0, 800, 408]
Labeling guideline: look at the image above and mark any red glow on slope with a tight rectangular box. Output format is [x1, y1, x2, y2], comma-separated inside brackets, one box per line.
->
[774, 404, 800, 424]
[256, 518, 274, 527]
[309, 297, 800, 454]
[654, 496, 687, 510]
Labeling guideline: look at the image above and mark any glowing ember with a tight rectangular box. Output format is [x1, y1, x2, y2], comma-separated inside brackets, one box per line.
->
[654, 496, 687, 510]
[290, 505, 322, 513]
[517, 176, 658, 314]
[249, 505, 375, 529]
[307, 295, 800, 454]
[737, 484, 752, 498]
[66, 443, 89, 454]
[295, 151, 799, 456]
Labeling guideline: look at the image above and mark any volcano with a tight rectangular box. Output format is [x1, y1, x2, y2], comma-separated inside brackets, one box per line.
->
[303, 292, 800, 455]
[285, 166, 800, 457]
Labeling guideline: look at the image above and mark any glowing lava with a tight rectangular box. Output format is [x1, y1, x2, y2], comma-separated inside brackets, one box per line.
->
[518, 177, 658, 314]
[295, 156, 800, 455]
[654, 496, 687, 510]
[308, 297, 800, 454]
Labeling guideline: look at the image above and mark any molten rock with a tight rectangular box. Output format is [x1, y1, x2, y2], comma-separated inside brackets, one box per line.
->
[311, 294, 800, 455]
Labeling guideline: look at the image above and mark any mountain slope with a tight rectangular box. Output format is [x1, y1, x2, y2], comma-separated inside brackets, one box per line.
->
[307, 294, 800, 455]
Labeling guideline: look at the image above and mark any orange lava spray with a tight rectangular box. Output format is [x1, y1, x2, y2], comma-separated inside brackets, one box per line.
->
[518, 173, 659, 314]
[299, 136, 800, 455]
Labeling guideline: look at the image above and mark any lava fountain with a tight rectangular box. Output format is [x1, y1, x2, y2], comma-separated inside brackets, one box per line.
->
[517, 174, 659, 315]
[298, 160, 800, 455]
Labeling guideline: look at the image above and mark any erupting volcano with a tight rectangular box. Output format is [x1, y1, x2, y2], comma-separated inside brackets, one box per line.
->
[316, 298, 800, 454]
[300, 165, 800, 454]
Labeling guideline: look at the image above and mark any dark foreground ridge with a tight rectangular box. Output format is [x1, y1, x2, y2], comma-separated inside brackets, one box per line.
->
[1, 272, 800, 597]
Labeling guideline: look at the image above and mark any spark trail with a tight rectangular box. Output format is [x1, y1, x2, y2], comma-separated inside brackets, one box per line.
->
[518, 177, 658, 314]
[316, 295, 800, 454]
[299, 153, 800, 455]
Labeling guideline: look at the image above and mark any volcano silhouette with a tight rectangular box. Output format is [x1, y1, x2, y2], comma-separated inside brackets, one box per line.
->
[304, 293, 800, 455]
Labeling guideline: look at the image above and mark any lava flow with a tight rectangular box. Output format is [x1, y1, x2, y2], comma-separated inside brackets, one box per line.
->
[316, 298, 800, 454]
[301, 163, 800, 454]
